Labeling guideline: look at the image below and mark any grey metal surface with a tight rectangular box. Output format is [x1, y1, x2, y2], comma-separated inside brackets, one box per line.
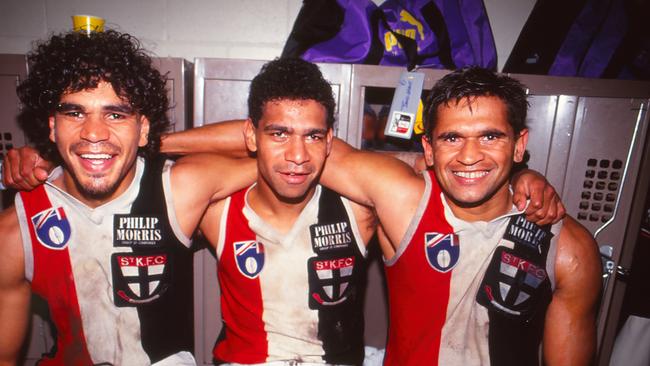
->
[192, 58, 351, 138]
[153, 58, 194, 133]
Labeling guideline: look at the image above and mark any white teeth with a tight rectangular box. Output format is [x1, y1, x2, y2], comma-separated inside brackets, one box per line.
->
[80, 153, 112, 160]
[454, 171, 488, 179]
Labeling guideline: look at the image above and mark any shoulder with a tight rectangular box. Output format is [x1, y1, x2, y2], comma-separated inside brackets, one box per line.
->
[554, 216, 601, 291]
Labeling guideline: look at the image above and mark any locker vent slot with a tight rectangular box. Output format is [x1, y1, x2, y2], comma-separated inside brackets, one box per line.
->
[578, 158, 622, 223]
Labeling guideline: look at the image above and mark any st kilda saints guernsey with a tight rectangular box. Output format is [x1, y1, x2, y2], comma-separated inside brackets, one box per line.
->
[384, 170, 558, 366]
[213, 185, 367, 365]
[15, 157, 195, 365]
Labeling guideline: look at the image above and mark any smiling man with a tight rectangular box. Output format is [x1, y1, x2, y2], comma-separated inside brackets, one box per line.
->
[327, 67, 602, 365]
[0, 30, 255, 366]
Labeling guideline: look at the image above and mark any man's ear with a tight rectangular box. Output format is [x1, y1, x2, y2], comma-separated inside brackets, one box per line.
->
[243, 119, 258, 153]
[138, 116, 150, 147]
[49, 116, 56, 143]
[514, 128, 529, 163]
[421, 134, 435, 167]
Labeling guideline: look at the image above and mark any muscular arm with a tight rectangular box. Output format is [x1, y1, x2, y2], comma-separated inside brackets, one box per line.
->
[0, 208, 31, 366]
[322, 139, 425, 256]
[543, 217, 601, 365]
[160, 120, 248, 157]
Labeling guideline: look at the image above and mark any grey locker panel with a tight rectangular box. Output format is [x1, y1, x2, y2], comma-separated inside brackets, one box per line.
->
[561, 97, 649, 355]
[193, 58, 351, 137]
[563, 97, 647, 233]
[524, 95, 559, 174]
[152, 57, 193, 133]
[0, 54, 27, 154]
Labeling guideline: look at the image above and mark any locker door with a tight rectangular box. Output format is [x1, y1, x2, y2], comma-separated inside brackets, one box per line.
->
[559, 97, 649, 352]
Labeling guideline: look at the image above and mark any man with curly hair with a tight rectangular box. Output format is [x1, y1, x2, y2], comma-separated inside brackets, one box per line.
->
[0, 30, 254, 366]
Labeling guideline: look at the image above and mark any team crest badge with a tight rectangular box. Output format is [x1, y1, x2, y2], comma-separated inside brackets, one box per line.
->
[308, 256, 355, 308]
[476, 246, 549, 319]
[31, 207, 72, 250]
[111, 252, 170, 306]
[424, 232, 460, 272]
[234, 241, 265, 279]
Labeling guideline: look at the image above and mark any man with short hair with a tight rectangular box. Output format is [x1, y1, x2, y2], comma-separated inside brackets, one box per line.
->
[200, 58, 377, 364]
[325, 67, 601, 365]
[0, 30, 254, 366]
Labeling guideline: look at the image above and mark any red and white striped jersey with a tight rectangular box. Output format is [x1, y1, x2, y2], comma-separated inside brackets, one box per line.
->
[384, 170, 559, 366]
[15, 158, 194, 366]
[213, 185, 367, 365]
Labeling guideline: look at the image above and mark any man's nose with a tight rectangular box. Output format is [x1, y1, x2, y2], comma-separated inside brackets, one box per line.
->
[457, 139, 484, 165]
[80, 115, 110, 142]
[285, 137, 309, 165]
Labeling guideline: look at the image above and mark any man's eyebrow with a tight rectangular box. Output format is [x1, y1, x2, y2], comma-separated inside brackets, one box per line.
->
[54, 103, 135, 114]
[263, 124, 290, 132]
[55, 102, 82, 112]
[480, 128, 507, 137]
[303, 128, 328, 136]
[103, 104, 135, 114]
[436, 131, 459, 140]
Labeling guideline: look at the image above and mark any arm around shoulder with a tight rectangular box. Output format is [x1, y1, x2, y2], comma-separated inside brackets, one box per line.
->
[0, 207, 31, 365]
[160, 120, 248, 157]
[323, 138, 424, 209]
[543, 216, 602, 366]
[169, 153, 256, 238]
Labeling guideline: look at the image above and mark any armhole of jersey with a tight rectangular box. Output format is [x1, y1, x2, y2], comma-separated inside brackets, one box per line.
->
[14, 195, 34, 282]
[547, 221, 563, 290]
[216, 196, 232, 260]
[340, 197, 367, 258]
[162, 160, 192, 248]
[385, 171, 433, 267]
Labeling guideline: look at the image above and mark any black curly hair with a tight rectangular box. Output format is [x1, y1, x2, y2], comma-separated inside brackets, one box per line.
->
[248, 58, 336, 128]
[424, 66, 529, 139]
[16, 30, 170, 163]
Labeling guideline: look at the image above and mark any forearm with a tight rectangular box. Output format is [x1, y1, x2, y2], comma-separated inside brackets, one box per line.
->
[543, 314, 596, 365]
[160, 119, 248, 157]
